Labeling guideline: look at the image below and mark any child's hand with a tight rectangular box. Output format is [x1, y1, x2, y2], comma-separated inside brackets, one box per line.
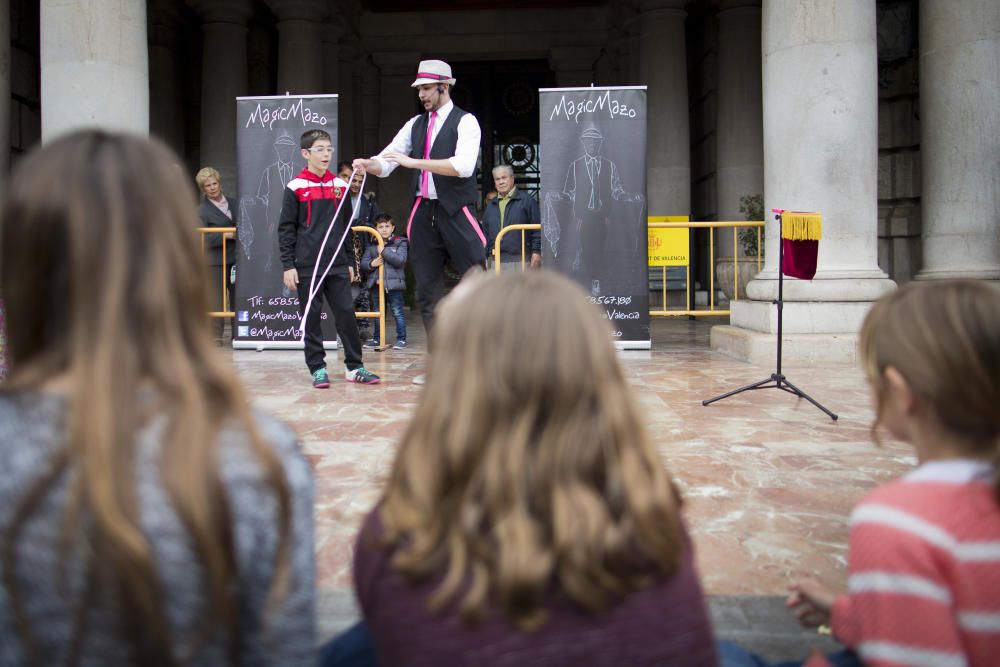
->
[283, 268, 299, 291]
[371, 256, 384, 268]
[786, 579, 835, 628]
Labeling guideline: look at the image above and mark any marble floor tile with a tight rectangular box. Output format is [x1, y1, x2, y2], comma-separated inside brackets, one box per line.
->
[229, 314, 913, 610]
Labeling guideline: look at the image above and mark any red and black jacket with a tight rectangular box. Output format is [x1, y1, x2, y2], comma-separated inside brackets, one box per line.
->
[278, 168, 353, 277]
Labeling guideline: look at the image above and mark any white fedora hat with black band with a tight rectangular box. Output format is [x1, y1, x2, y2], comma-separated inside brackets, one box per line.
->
[411, 59, 457, 87]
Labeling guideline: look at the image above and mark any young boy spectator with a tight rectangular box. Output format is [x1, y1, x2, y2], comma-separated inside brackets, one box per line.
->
[279, 129, 380, 387]
[361, 213, 408, 349]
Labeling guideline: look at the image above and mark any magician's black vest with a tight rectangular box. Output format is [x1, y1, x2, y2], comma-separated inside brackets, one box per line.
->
[409, 106, 478, 216]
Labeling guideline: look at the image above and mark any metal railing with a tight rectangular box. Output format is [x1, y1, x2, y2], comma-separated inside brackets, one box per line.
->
[351, 226, 387, 350]
[198, 227, 236, 319]
[492, 220, 766, 317]
[649, 220, 764, 317]
[491, 224, 537, 273]
[198, 226, 386, 345]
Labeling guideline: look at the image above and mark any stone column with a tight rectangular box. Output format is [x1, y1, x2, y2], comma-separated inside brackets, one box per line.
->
[337, 37, 361, 164]
[639, 0, 690, 217]
[372, 52, 420, 221]
[267, 0, 327, 94]
[915, 0, 1000, 281]
[711, 0, 895, 365]
[0, 0, 10, 171]
[40, 0, 149, 139]
[321, 22, 344, 156]
[148, 0, 184, 155]
[360, 55, 380, 157]
[548, 47, 598, 88]
[715, 0, 763, 257]
[190, 0, 252, 193]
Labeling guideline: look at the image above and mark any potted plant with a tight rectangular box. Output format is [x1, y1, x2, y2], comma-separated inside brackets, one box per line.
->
[715, 193, 764, 303]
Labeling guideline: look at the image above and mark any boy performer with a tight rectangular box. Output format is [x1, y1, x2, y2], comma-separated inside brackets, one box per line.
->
[279, 129, 380, 387]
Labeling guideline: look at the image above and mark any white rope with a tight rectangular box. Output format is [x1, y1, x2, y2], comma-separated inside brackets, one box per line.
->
[297, 169, 368, 338]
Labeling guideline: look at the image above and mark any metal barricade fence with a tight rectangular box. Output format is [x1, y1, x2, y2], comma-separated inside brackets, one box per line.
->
[199, 227, 236, 319]
[492, 220, 765, 317]
[198, 226, 386, 344]
[351, 226, 387, 349]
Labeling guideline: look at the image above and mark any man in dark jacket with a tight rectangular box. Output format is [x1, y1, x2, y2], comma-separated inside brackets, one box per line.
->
[483, 164, 541, 271]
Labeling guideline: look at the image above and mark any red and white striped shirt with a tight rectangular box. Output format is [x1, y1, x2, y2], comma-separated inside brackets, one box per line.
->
[827, 459, 1000, 667]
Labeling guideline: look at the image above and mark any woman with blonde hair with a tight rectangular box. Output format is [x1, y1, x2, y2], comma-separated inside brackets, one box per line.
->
[0, 130, 315, 666]
[331, 271, 716, 666]
[195, 165, 237, 342]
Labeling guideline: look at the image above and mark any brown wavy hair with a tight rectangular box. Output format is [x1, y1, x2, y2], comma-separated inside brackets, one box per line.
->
[379, 271, 685, 630]
[859, 280, 1000, 501]
[0, 131, 291, 665]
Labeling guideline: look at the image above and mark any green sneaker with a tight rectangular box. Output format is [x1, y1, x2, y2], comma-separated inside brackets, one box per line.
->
[312, 368, 331, 389]
[345, 367, 381, 385]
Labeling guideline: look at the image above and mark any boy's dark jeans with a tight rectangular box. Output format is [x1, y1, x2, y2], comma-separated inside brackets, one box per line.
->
[370, 288, 406, 345]
[296, 267, 363, 373]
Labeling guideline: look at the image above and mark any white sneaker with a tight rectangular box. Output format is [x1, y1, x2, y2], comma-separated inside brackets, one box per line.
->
[411, 374, 426, 385]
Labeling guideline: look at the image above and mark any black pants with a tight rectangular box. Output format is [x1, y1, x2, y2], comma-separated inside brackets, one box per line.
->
[296, 266, 362, 374]
[409, 199, 486, 338]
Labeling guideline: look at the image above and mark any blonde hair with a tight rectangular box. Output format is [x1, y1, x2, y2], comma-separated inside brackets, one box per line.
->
[194, 166, 220, 191]
[378, 271, 685, 629]
[859, 280, 1000, 499]
[0, 131, 291, 665]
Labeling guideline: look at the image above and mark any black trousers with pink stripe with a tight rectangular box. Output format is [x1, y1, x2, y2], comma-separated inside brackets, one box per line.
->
[407, 198, 486, 340]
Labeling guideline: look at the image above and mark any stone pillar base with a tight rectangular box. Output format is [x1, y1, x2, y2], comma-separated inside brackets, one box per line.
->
[915, 268, 1000, 282]
[729, 298, 878, 334]
[710, 325, 859, 366]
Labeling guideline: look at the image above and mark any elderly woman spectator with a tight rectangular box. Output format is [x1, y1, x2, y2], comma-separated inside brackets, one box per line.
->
[195, 167, 237, 341]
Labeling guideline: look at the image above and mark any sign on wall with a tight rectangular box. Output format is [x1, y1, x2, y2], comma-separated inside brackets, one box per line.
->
[539, 86, 650, 349]
[648, 217, 690, 266]
[233, 95, 339, 349]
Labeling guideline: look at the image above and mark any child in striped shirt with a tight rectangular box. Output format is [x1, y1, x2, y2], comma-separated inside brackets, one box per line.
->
[722, 280, 1000, 667]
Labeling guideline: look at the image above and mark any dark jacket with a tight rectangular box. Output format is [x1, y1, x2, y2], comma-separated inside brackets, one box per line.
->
[278, 168, 353, 277]
[483, 188, 541, 261]
[409, 106, 478, 215]
[198, 196, 237, 267]
[348, 192, 381, 282]
[361, 235, 408, 293]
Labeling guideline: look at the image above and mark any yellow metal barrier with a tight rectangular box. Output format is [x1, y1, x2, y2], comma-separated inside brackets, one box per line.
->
[489, 220, 765, 316]
[199, 227, 236, 319]
[649, 220, 764, 317]
[352, 225, 387, 350]
[491, 224, 537, 273]
[198, 226, 386, 347]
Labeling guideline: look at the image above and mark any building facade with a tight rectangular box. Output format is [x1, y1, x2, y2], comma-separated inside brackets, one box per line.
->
[7, 0, 1000, 360]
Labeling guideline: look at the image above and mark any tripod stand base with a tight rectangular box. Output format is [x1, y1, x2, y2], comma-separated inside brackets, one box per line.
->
[702, 373, 838, 421]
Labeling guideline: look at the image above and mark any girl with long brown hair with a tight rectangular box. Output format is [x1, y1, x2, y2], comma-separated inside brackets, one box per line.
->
[335, 271, 716, 666]
[0, 130, 315, 666]
[722, 280, 1000, 667]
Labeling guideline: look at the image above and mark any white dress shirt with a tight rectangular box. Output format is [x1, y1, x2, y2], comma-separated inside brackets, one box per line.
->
[370, 100, 481, 200]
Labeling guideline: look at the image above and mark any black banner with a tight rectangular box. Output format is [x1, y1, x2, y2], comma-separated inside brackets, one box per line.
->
[233, 95, 339, 348]
[539, 87, 650, 348]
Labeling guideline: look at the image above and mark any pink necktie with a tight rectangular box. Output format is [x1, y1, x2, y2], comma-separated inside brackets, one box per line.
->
[420, 111, 437, 198]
